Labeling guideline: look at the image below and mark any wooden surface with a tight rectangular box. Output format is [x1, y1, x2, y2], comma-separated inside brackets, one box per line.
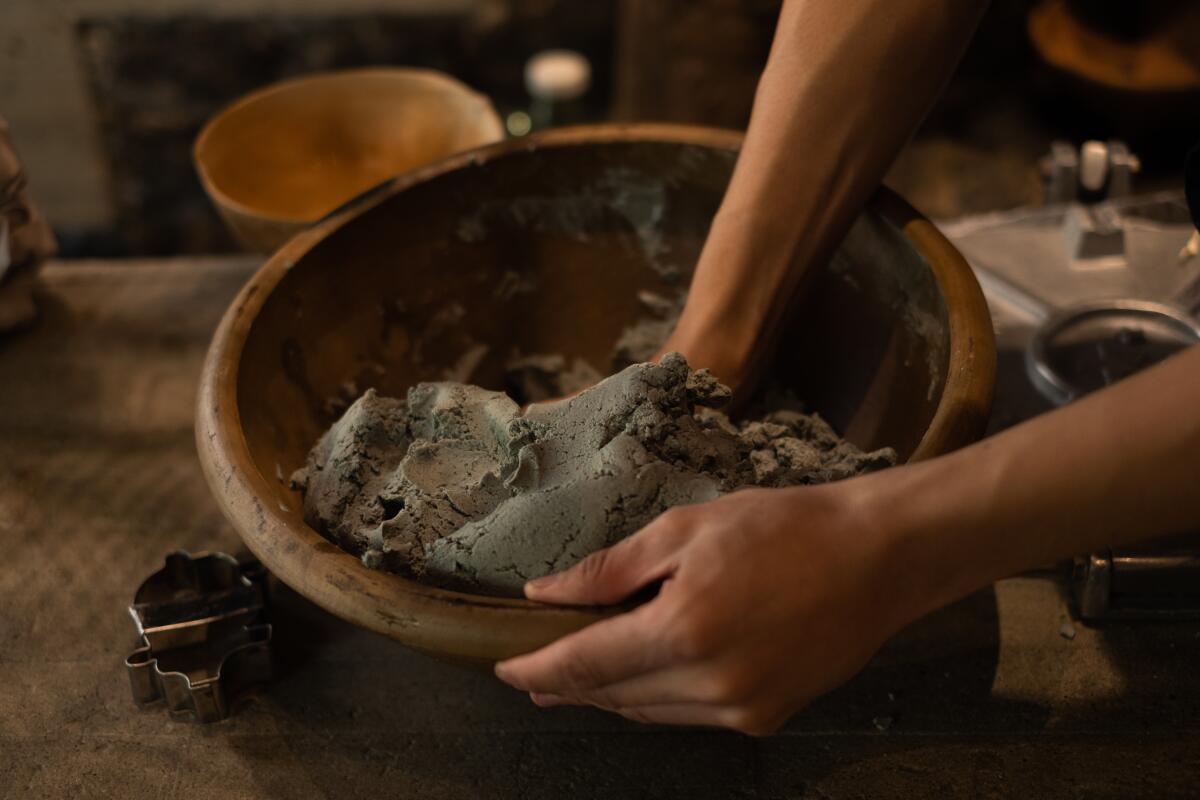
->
[2, 257, 1199, 798]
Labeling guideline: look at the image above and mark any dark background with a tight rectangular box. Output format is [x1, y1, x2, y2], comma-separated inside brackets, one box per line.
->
[57, 0, 1200, 257]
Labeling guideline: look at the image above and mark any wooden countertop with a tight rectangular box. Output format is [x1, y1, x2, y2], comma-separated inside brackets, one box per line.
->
[1, 258, 1197, 798]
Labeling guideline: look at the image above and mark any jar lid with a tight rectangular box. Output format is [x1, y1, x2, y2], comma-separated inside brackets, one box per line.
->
[525, 49, 591, 102]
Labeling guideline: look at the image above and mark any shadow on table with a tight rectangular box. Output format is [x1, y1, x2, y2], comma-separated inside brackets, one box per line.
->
[1054, 574, 1200, 737]
[239, 579, 1200, 796]
[223, 582, 1057, 799]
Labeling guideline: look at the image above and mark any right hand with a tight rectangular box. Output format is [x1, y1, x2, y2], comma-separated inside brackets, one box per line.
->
[496, 478, 924, 735]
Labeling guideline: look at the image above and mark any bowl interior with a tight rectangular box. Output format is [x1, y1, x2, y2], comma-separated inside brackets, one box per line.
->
[233, 138, 950, 522]
[196, 69, 504, 223]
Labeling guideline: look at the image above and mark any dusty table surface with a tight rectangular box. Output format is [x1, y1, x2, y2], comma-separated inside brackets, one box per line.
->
[2, 257, 1198, 799]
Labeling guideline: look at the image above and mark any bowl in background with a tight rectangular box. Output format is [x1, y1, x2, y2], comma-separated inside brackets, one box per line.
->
[194, 68, 504, 253]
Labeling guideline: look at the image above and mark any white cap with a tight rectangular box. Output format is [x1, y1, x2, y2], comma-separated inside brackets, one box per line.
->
[1079, 140, 1109, 192]
[525, 49, 591, 102]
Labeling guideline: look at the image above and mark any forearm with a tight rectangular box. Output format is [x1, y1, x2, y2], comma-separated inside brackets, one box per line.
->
[878, 345, 1200, 622]
[671, 0, 989, 390]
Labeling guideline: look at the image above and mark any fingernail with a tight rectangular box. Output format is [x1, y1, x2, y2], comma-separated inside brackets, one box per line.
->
[525, 575, 556, 594]
[494, 662, 527, 691]
[530, 692, 568, 708]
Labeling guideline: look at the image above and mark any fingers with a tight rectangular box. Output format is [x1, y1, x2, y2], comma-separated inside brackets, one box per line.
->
[616, 703, 724, 728]
[529, 693, 725, 730]
[536, 697, 767, 734]
[534, 693, 785, 736]
[528, 656, 752, 711]
[529, 691, 570, 707]
[524, 512, 687, 606]
[535, 664, 709, 709]
[495, 601, 669, 693]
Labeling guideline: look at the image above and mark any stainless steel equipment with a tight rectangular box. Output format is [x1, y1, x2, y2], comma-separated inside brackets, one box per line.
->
[941, 142, 1200, 622]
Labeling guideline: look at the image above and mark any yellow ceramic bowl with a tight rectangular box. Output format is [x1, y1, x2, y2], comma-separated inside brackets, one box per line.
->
[194, 68, 504, 253]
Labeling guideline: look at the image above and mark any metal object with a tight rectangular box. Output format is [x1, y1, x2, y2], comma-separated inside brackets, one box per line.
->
[1028, 299, 1200, 406]
[943, 188, 1200, 624]
[1074, 542, 1200, 621]
[971, 262, 1200, 405]
[1041, 140, 1079, 205]
[1040, 140, 1143, 263]
[1101, 141, 1139, 199]
[125, 551, 272, 723]
[1064, 202, 1125, 262]
[1042, 139, 1140, 205]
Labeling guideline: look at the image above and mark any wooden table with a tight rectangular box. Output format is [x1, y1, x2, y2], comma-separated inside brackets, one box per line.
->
[1, 258, 1197, 798]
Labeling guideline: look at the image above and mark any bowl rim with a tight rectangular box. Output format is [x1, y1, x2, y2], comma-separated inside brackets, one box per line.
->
[195, 123, 995, 662]
[193, 66, 505, 226]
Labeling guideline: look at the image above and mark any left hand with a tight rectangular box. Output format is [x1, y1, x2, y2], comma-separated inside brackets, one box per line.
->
[494, 480, 920, 735]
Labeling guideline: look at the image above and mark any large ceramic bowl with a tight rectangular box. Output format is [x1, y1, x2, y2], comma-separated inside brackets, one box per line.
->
[196, 124, 995, 667]
[194, 68, 504, 253]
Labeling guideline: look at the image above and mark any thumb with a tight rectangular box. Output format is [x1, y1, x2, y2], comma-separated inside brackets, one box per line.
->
[525, 513, 686, 606]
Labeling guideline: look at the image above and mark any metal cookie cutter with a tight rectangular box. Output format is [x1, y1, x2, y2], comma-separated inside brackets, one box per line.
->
[125, 551, 272, 723]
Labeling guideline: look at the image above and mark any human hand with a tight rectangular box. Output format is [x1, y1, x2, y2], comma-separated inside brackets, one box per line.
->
[500, 339, 1200, 735]
[494, 480, 923, 735]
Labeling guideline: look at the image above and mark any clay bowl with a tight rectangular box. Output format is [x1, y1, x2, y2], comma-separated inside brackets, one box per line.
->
[194, 68, 504, 253]
[196, 124, 995, 667]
